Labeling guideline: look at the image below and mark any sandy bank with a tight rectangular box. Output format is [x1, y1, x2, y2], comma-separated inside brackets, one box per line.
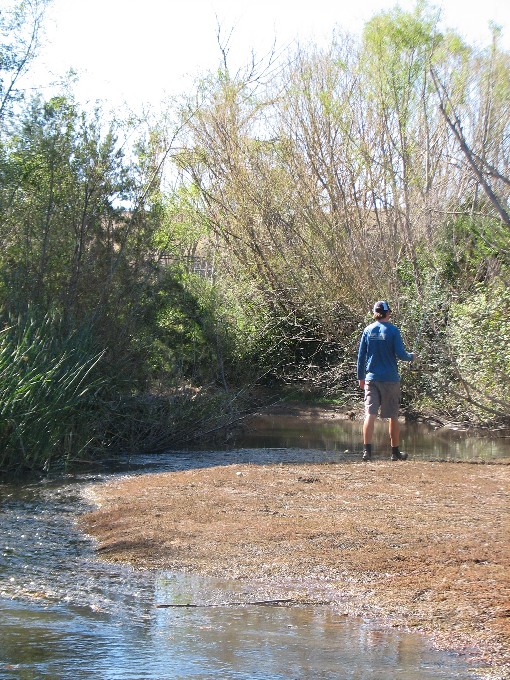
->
[80, 459, 509, 679]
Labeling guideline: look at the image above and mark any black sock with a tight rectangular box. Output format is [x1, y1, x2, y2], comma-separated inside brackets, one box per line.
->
[364, 444, 372, 454]
[392, 446, 400, 455]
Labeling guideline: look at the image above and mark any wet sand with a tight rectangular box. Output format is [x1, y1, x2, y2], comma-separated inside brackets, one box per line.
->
[81, 458, 509, 679]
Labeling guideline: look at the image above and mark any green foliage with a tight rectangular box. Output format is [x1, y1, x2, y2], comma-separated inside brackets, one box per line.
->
[362, 2, 440, 109]
[396, 238, 510, 423]
[0, 0, 48, 121]
[137, 269, 215, 384]
[0, 310, 106, 472]
[0, 94, 130, 315]
[396, 274, 456, 415]
[153, 184, 210, 256]
[363, 3, 439, 62]
[431, 213, 506, 286]
[138, 266, 273, 388]
[447, 281, 510, 419]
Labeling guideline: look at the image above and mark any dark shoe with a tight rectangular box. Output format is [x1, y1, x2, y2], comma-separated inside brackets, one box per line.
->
[391, 450, 408, 461]
[362, 450, 372, 462]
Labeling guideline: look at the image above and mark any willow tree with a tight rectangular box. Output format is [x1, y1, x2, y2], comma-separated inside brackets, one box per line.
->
[176, 6, 449, 310]
[172, 8, 510, 400]
[273, 39, 380, 318]
[358, 4, 447, 299]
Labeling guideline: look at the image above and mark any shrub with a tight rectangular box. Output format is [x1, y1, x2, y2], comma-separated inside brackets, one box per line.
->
[446, 280, 510, 422]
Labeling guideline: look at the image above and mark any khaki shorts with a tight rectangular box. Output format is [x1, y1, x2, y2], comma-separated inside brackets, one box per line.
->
[364, 381, 401, 418]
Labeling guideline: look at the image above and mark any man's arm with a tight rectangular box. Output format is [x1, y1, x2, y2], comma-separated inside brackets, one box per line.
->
[394, 328, 414, 362]
[356, 332, 367, 385]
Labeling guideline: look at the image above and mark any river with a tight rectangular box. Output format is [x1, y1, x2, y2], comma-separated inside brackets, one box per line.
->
[1, 416, 507, 679]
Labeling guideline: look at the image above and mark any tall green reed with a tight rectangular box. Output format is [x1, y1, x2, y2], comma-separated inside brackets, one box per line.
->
[0, 311, 106, 473]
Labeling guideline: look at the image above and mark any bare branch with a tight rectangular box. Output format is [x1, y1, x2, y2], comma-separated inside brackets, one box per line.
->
[430, 67, 510, 227]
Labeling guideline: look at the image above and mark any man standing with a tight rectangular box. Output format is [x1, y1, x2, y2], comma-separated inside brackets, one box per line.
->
[356, 301, 415, 461]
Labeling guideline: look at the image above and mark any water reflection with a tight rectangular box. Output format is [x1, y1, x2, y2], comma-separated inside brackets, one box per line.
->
[0, 570, 479, 679]
[150, 573, 475, 679]
[234, 414, 510, 462]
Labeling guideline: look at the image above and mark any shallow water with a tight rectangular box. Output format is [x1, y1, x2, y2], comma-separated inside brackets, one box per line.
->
[2, 416, 507, 679]
[233, 414, 510, 462]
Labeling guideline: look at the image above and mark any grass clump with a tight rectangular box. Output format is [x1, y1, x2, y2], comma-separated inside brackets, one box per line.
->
[0, 311, 106, 474]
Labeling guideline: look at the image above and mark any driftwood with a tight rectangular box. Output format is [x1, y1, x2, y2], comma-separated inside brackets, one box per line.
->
[155, 598, 328, 608]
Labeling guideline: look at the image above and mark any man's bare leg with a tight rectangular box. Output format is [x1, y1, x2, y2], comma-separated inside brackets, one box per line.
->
[389, 416, 400, 447]
[363, 414, 376, 445]
[363, 414, 376, 460]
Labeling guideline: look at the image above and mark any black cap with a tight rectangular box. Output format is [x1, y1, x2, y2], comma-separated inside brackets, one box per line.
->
[373, 300, 391, 314]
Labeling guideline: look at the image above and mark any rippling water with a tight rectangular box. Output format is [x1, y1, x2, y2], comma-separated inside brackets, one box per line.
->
[2, 416, 505, 679]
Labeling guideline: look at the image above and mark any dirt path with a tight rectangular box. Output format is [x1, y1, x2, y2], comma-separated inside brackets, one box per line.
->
[80, 459, 509, 679]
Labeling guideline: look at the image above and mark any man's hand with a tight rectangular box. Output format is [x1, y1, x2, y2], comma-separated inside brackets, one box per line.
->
[359, 379, 365, 389]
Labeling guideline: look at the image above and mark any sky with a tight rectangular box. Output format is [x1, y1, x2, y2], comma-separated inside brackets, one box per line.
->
[28, 0, 510, 113]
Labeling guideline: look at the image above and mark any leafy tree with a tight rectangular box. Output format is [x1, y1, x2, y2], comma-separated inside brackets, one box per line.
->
[0, 0, 50, 128]
[0, 95, 129, 318]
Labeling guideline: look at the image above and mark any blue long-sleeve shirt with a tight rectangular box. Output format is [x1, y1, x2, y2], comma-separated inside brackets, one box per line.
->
[357, 321, 413, 382]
